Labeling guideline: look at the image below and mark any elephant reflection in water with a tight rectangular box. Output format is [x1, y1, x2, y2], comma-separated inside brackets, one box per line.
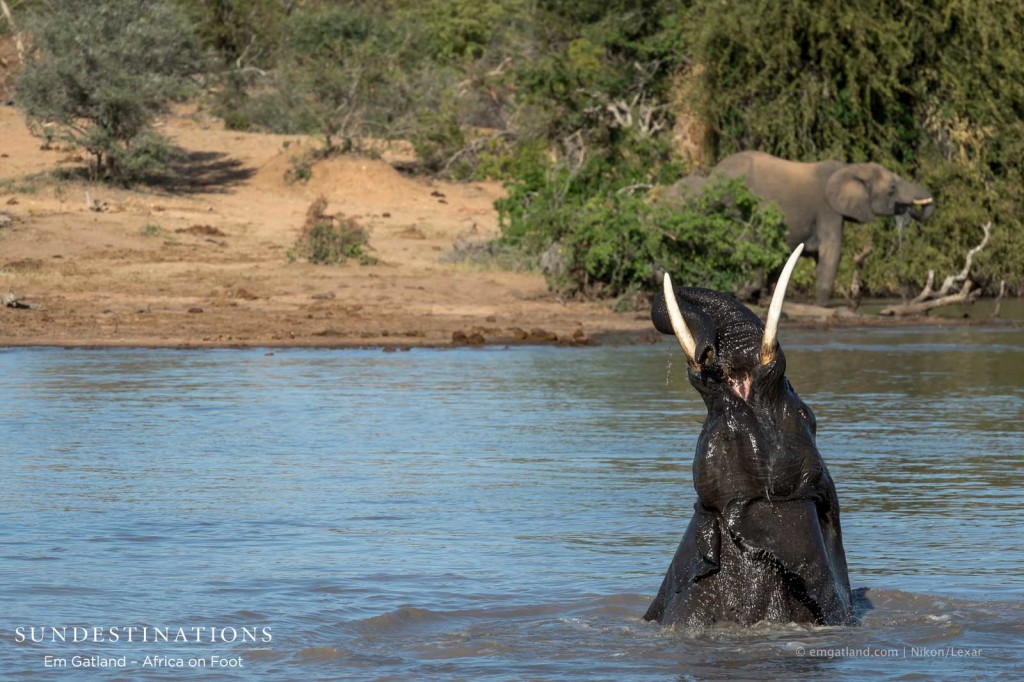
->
[668, 151, 935, 305]
[644, 245, 856, 629]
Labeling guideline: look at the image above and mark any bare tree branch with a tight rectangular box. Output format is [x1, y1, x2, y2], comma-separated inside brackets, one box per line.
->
[991, 280, 1007, 319]
[847, 241, 873, 310]
[0, 0, 26, 66]
[910, 270, 936, 304]
[880, 222, 992, 317]
[616, 182, 653, 195]
[936, 221, 991, 296]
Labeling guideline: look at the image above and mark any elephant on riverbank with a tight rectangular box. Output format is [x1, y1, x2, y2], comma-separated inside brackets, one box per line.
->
[668, 151, 935, 305]
[644, 245, 856, 628]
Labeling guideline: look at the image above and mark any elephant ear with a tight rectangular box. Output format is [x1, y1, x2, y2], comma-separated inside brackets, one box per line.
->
[825, 165, 876, 223]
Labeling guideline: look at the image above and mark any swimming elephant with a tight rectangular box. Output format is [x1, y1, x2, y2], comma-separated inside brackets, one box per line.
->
[700, 151, 935, 305]
[644, 245, 856, 629]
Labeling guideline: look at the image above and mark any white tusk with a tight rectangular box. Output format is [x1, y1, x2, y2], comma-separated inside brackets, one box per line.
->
[912, 197, 933, 206]
[761, 243, 804, 365]
[663, 273, 697, 366]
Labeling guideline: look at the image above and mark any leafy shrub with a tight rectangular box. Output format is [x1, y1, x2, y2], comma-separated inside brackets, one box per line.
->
[553, 179, 788, 299]
[16, 0, 204, 183]
[410, 107, 466, 174]
[175, 0, 287, 70]
[289, 196, 376, 266]
[215, 75, 320, 135]
[497, 131, 788, 299]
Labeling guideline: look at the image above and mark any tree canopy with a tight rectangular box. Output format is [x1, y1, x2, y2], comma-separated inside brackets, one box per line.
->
[17, 0, 204, 181]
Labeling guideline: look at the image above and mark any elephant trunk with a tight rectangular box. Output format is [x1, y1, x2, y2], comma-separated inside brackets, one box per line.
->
[897, 182, 935, 221]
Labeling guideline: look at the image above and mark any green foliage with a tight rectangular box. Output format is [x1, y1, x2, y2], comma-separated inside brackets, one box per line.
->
[557, 180, 788, 298]
[285, 154, 313, 184]
[271, 5, 429, 153]
[0, 175, 40, 194]
[906, 1, 1024, 295]
[16, 0, 203, 183]
[411, 0, 528, 61]
[410, 107, 466, 175]
[216, 75, 320, 134]
[289, 196, 376, 266]
[508, 1, 685, 144]
[292, 220, 377, 266]
[174, 0, 287, 69]
[498, 131, 787, 298]
[686, 0, 1024, 295]
[688, 0, 914, 163]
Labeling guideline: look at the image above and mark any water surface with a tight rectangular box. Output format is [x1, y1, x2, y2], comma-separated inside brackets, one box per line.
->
[1, 327, 1022, 679]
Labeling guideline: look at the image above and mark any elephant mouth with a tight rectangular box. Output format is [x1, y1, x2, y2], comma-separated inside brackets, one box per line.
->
[896, 197, 933, 215]
[727, 371, 753, 401]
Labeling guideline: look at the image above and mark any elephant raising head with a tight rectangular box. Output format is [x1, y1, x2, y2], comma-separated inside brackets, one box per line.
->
[643, 245, 855, 629]
[825, 162, 935, 224]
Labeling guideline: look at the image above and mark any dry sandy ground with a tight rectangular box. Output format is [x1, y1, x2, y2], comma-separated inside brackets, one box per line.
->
[0, 105, 658, 348]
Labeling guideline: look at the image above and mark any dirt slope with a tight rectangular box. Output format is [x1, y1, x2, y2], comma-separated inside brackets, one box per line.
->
[0, 106, 653, 348]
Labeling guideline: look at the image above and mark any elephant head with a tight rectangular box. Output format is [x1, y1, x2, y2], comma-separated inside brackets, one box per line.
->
[825, 162, 934, 224]
[643, 245, 855, 628]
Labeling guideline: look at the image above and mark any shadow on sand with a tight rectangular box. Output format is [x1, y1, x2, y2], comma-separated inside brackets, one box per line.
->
[153, 149, 256, 194]
[52, 148, 257, 195]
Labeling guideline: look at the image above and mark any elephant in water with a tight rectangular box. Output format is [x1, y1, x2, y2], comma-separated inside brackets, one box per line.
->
[644, 245, 855, 629]
[672, 151, 935, 305]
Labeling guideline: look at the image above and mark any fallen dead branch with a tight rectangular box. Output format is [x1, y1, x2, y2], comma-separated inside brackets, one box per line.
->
[85, 190, 108, 212]
[880, 222, 991, 317]
[782, 302, 860, 320]
[2, 291, 30, 309]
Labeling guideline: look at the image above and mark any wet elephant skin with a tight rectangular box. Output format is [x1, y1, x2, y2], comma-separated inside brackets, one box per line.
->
[644, 286, 855, 629]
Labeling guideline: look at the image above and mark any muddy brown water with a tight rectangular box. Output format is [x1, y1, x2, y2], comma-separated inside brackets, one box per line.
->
[2, 327, 1022, 679]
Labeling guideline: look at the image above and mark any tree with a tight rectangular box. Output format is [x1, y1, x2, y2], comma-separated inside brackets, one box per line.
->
[16, 0, 204, 182]
[277, 5, 414, 154]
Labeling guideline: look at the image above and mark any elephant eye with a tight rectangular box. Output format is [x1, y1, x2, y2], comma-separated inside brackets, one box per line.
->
[888, 181, 897, 194]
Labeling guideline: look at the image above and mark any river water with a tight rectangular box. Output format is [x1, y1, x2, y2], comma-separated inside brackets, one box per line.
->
[1, 327, 1022, 680]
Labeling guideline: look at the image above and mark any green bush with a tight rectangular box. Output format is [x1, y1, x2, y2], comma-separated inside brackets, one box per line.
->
[410, 107, 466, 175]
[289, 196, 376, 266]
[175, 0, 287, 70]
[16, 0, 204, 183]
[497, 129, 788, 299]
[294, 220, 376, 266]
[555, 179, 788, 298]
